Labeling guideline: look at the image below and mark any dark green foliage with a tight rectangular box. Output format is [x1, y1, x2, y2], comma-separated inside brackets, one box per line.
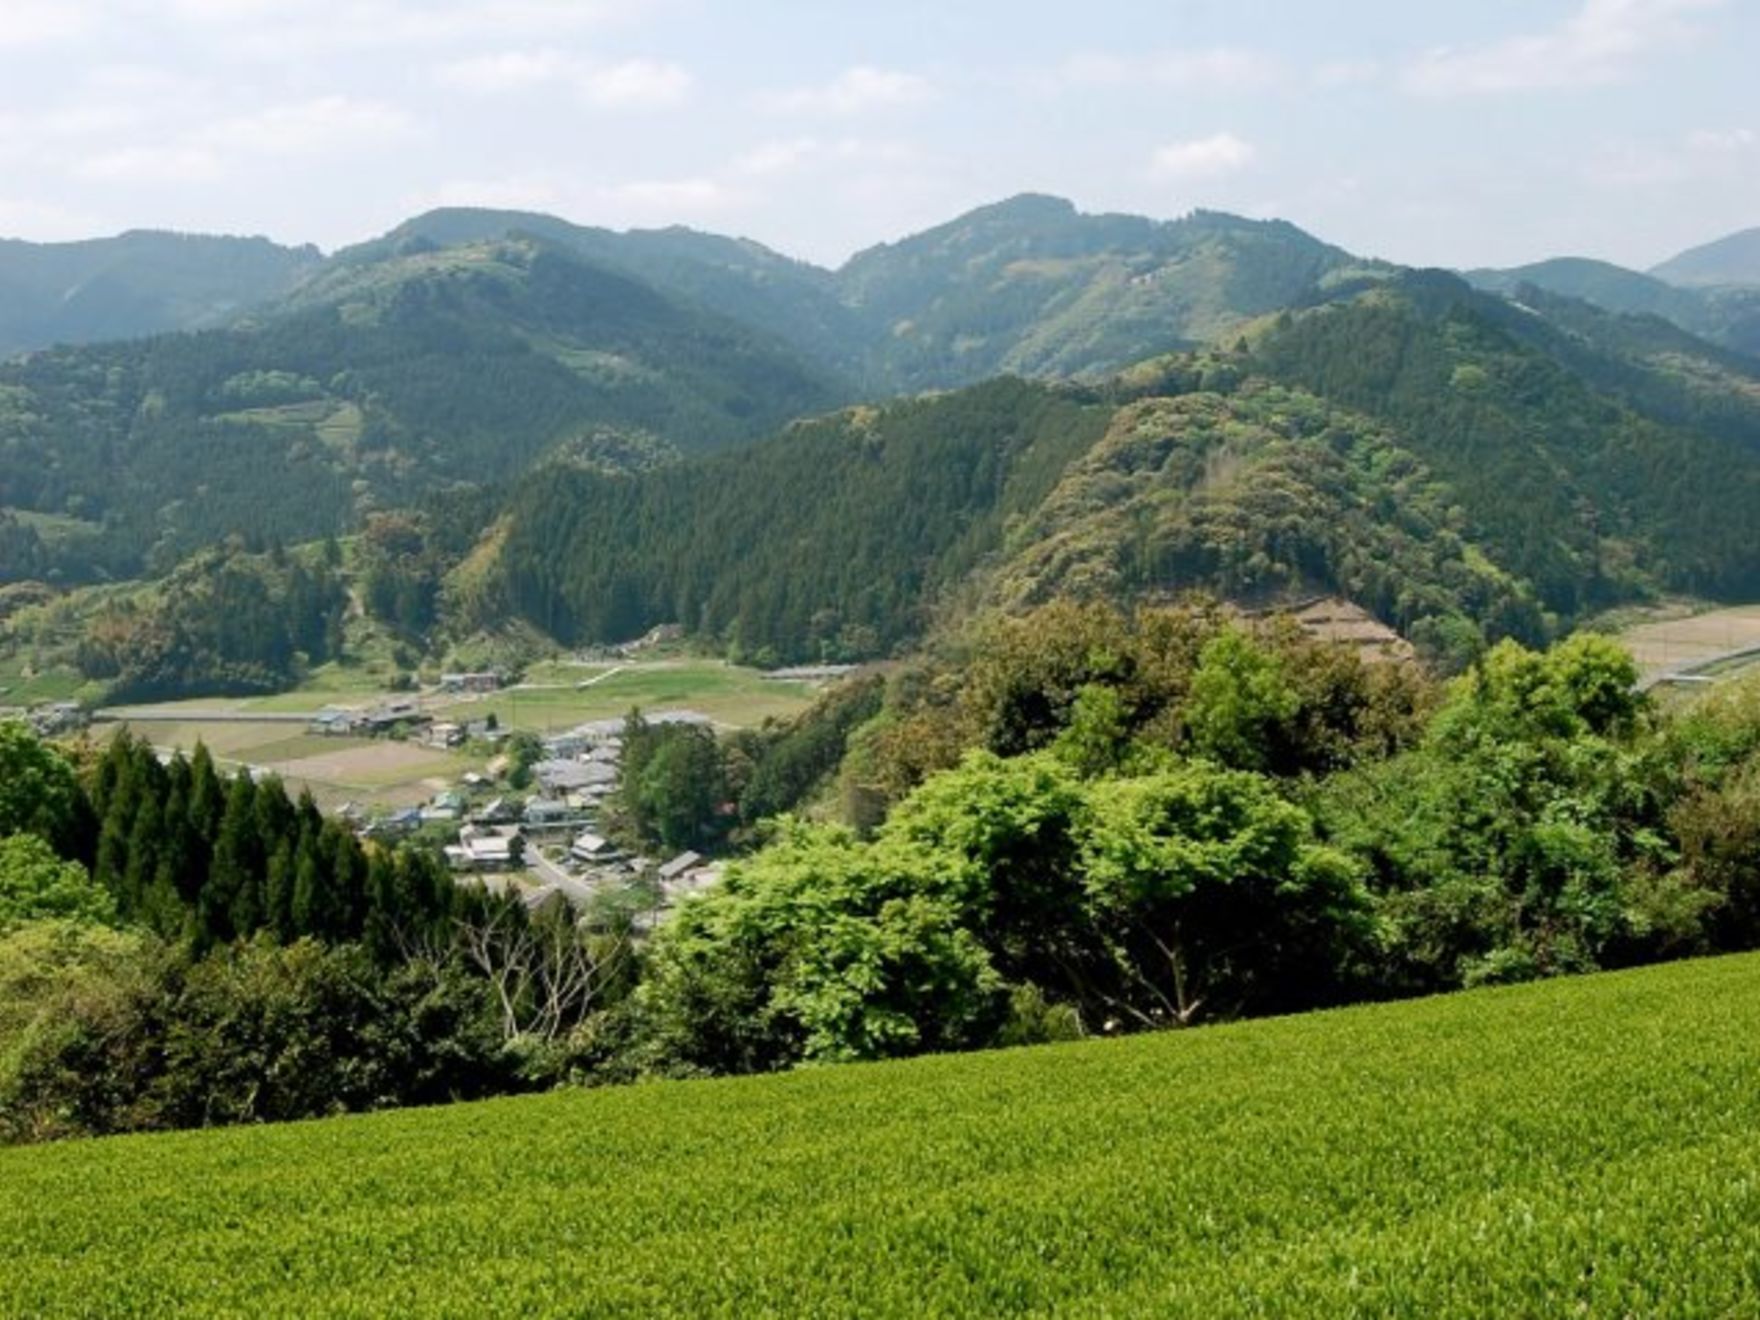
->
[497, 378, 1112, 657]
[88, 731, 456, 954]
[728, 674, 886, 824]
[73, 542, 348, 700]
[1250, 274, 1760, 609]
[0, 930, 514, 1143]
[0, 238, 846, 582]
[617, 715, 728, 853]
[0, 720, 94, 862]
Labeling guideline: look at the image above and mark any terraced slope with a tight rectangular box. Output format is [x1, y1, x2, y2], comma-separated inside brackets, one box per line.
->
[3, 953, 1758, 1316]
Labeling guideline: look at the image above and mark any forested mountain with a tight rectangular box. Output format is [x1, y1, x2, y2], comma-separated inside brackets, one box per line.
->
[343, 195, 1390, 392]
[0, 237, 846, 582]
[835, 194, 1389, 390]
[0, 231, 320, 358]
[484, 270, 1760, 667]
[1465, 256, 1760, 358]
[1652, 226, 1760, 287]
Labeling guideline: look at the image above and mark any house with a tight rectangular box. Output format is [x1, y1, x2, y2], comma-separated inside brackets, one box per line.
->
[535, 759, 618, 796]
[472, 796, 518, 825]
[570, 831, 622, 865]
[440, 671, 504, 694]
[443, 825, 520, 872]
[541, 732, 592, 761]
[308, 707, 360, 737]
[28, 702, 87, 737]
[361, 700, 431, 736]
[427, 721, 465, 749]
[461, 771, 489, 789]
[656, 851, 704, 884]
[523, 797, 572, 827]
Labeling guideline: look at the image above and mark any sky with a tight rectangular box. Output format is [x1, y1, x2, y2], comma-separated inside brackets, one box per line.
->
[0, 0, 1755, 271]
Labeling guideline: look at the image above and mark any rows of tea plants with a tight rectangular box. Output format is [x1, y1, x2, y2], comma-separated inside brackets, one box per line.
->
[3, 952, 1759, 1316]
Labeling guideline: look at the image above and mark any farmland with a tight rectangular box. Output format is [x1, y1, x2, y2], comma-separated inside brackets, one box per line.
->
[1612, 601, 1760, 683]
[93, 658, 816, 810]
[3, 952, 1758, 1316]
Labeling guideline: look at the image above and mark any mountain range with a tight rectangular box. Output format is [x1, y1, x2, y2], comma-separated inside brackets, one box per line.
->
[4, 197, 1760, 671]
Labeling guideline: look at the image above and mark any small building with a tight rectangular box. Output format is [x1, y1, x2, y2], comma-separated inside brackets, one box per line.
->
[523, 797, 572, 827]
[361, 700, 431, 736]
[308, 707, 360, 737]
[427, 721, 465, 749]
[570, 831, 622, 865]
[536, 759, 618, 796]
[443, 828, 518, 872]
[440, 671, 504, 694]
[656, 851, 704, 884]
[472, 796, 518, 825]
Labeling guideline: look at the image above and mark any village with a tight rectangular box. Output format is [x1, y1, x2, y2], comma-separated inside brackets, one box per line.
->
[307, 687, 723, 927]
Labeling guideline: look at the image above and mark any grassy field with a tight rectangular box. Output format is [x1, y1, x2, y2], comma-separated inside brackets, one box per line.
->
[434, 660, 814, 731]
[3, 954, 1757, 1316]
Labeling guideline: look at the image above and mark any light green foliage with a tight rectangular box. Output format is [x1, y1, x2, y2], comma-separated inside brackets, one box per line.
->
[642, 748, 1360, 1066]
[0, 836, 114, 932]
[4, 955, 1760, 1315]
[1079, 765, 1365, 1023]
[0, 721, 86, 856]
[1181, 627, 1302, 771]
[1318, 635, 1668, 989]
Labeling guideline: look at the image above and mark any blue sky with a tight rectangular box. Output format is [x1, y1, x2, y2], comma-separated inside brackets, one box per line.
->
[0, 0, 1754, 270]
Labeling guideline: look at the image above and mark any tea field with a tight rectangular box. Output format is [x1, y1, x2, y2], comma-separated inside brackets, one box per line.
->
[3, 954, 1759, 1316]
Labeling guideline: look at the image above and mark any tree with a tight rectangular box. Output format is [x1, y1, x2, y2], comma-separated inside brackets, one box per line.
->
[0, 722, 89, 861]
[1180, 628, 1301, 773]
[0, 835, 116, 932]
[1077, 764, 1366, 1026]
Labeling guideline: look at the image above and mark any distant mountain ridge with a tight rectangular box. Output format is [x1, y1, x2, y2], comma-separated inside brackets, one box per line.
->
[350, 194, 1391, 392]
[0, 230, 320, 357]
[1651, 226, 1760, 288]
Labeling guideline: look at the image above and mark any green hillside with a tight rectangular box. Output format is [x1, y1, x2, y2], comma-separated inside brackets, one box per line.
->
[837, 194, 1390, 390]
[0, 237, 846, 582]
[0, 230, 320, 357]
[4, 952, 1756, 1316]
[1465, 255, 1760, 358]
[350, 195, 1391, 393]
[486, 271, 1760, 664]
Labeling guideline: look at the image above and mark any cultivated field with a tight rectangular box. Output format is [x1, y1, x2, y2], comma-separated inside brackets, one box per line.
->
[4, 954, 1758, 1315]
[1613, 602, 1760, 681]
[95, 659, 815, 809]
[432, 660, 815, 731]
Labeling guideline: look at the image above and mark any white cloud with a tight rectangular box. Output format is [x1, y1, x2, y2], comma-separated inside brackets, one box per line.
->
[419, 174, 569, 212]
[1312, 59, 1381, 90]
[731, 138, 823, 177]
[579, 59, 692, 109]
[436, 50, 569, 94]
[765, 67, 935, 115]
[1402, 0, 1723, 96]
[1057, 48, 1279, 92]
[0, 0, 94, 47]
[74, 146, 222, 184]
[201, 96, 416, 156]
[600, 177, 737, 217]
[165, 0, 653, 58]
[0, 197, 103, 238]
[1686, 127, 1756, 154]
[1149, 133, 1257, 181]
[1584, 124, 1756, 187]
[435, 51, 691, 109]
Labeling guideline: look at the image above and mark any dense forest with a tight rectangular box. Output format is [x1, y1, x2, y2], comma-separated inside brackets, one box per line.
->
[0, 238, 845, 583]
[480, 273, 1760, 669]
